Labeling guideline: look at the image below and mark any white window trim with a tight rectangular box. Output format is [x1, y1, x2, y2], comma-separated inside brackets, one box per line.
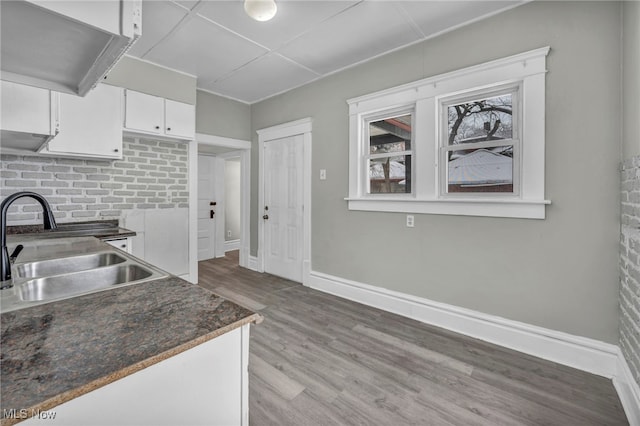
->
[346, 46, 551, 219]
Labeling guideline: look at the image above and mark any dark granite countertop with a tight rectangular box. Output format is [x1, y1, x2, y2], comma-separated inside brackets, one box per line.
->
[7, 220, 136, 241]
[0, 233, 262, 425]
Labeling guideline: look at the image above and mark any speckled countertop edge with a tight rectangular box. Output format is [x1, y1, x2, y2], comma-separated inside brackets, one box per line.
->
[1, 313, 262, 426]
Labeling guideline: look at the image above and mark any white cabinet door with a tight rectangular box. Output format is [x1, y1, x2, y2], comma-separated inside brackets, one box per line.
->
[44, 84, 123, 159]
[165, 99, 195, 139]
[124, 90, 164, 135]
[124, 90, 194, 140]
[0, 81, 58, 150]
[104, 237, 132, 254]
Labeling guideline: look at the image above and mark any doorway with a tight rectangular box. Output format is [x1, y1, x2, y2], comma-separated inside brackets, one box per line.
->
[197, 154, 219, 261]
[258, 118, 312, 284]
[189, 134, 251, 283]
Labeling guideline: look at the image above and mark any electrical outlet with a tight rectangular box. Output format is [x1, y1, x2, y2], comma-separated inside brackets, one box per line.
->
[406, 215, 415, 227]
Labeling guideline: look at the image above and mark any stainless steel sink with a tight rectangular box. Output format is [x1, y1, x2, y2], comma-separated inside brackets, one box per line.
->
[15, 252, 127, 278]
[1, 247, 168, 312]
[18, 264, 154, 302]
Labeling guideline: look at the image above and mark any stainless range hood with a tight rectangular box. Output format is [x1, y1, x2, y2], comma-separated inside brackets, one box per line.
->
[0, 0, 141, 97]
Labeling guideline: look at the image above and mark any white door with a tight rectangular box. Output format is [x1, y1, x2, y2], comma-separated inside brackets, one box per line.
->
[198, 155, 217, 261]
[263, 135, 304, 282]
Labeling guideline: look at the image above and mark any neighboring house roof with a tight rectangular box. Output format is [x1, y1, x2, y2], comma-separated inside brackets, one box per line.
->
[369, 160, 406, 180]
[448, 149, 512, 185]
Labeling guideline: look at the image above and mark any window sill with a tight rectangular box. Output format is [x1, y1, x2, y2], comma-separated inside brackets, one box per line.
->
[345, 197, 550, 219]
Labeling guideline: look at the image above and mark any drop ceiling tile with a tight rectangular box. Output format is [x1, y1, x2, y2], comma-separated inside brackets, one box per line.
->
[143, 14, 268, 82]
[173, 0, 199, 11]
[196, 0, 358, 50]
[128, 1, 189, 57]
[202, 53, 319, 103]
[277, 1, 422, 75]
[398, 1, 522, 37]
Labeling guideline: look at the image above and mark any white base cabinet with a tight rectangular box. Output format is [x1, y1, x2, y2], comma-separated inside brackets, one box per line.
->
[103, 237, 132, 254]
[23, 325, 251, 426]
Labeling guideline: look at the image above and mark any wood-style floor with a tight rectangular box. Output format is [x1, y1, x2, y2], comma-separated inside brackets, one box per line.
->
[198, 252, 628, 426]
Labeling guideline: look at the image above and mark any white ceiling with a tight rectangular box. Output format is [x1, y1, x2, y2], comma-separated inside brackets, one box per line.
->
[128, 0, 523, 104]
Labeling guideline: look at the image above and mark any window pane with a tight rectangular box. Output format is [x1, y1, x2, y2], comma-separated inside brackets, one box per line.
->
[447, 146, 513, 193]
[448, 94, 513, 145]
[369, 155, 411, 194]
[369, 114, 412, 154]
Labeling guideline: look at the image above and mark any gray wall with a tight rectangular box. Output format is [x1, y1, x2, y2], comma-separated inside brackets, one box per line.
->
[250, 1, 622, 343]
[196, 90, 252, 141]
[620, 0, 640, 390]
[623, 1, 640, 160]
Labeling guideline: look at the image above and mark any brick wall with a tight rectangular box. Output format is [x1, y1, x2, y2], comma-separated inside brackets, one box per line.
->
[621, 155, 640, 386]
[0, 138, 188, 225]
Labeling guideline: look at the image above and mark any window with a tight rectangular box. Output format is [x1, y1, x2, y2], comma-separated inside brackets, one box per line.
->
[365, 111, 413, 194]
[441, 86, 519, 196]
[347, 47, 550, 219]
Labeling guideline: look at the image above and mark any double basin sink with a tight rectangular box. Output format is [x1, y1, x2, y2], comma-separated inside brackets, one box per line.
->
[1, 239, 168, 312]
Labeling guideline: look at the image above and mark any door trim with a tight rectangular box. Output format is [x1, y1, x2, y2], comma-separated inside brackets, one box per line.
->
[257, 118, 312, 283]
[188, 134, 251, 284]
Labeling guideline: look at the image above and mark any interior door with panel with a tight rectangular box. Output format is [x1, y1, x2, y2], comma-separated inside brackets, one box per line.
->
[198, 155, 217, 261]
[263, 135, 304, 283]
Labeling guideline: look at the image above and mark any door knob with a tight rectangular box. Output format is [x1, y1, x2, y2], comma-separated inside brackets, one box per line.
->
[210, 210, 215, 219]
[263, 214, 269, 220]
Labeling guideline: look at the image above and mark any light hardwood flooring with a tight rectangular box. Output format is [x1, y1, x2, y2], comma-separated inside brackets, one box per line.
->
[198, 252, 628, 425]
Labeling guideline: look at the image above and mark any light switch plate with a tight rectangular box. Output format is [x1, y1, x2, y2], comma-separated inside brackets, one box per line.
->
[320, 169, 326, 180]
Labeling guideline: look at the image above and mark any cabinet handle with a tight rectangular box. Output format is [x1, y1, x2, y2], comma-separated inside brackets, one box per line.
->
[167, 127, 172, 131]
[114, 148, 119, 152]
[155, 125, 160, 130]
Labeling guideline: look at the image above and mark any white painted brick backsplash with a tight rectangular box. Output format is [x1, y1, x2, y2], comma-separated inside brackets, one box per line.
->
[1, 138, 189, 225]
[621, 154, 640, 388]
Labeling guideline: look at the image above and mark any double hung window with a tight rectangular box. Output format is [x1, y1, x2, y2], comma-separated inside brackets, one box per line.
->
[347, 47, 550, 219]
[441, 86, 519, 196]
[365, 111, 413, 195]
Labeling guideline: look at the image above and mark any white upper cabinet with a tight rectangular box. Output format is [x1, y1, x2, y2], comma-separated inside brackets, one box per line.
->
[41, 84, 123, 159]
[0, 0, 141, 97]
[124, 90, 195, 140]
[165, 99, 196, 139]
[0, 81, 59, 150]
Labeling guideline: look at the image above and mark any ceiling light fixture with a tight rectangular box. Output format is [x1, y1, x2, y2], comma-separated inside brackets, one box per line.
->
[244, 0, 277, 22]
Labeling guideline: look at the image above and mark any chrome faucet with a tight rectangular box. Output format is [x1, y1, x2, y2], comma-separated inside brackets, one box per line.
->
[1, 191, 57, 287]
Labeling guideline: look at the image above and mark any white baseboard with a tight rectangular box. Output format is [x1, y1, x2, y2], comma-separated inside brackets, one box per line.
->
[614, 348, 640, 425]
[306, 270, 619, 378]
[306, 270, 640, 422]
[248, 255, 259, 272]
[225, 239, 240, 253]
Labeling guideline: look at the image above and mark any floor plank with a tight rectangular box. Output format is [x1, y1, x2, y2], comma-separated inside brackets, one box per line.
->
[198, 252, 628, 425]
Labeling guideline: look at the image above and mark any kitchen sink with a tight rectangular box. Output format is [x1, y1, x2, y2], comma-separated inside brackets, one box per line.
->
[1, 247, 168, 312]
[18, 264, 154, 302]
[15, 252, 127, 278]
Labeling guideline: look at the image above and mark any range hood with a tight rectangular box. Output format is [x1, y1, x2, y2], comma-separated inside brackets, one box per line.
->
[0, 0, 141, 97]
